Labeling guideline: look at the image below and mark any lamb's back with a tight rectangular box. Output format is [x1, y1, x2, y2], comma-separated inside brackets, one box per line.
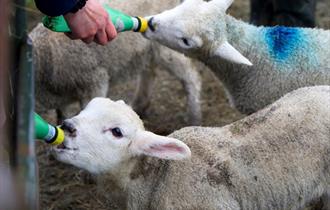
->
[163, 86, 330, 209]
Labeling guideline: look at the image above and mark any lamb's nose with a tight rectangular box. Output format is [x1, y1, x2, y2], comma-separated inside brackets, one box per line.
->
[61, 120, 77, 136]
[148, 17, 156, 32]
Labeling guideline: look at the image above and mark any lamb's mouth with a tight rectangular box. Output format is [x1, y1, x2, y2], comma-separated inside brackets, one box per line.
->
[147, 17, 156, 32]
[55, 142, 78, 153]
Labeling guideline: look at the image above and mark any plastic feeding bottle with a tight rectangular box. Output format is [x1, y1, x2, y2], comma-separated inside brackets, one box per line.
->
[34, 113, 64, 145]
[43, 5, 148, 33]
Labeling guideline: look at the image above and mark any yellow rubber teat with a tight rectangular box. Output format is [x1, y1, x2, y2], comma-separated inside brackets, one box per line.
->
[51, 127, 65, 145]
[138, 17, 148, 33]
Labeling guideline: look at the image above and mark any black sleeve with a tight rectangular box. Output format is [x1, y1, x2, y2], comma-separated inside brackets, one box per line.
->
[35, 0, 79, 16]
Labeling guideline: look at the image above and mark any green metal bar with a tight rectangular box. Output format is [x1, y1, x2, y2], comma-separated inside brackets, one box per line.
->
[10, 0, 39, 208]
[16, 36, 38, 210]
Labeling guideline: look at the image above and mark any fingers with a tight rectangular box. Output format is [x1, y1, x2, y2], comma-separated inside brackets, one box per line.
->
[65, 32, 95, 44]
[63, 0, 117, 46]
[65, 23, 116, 45]
[94, 29, 108, 45]
[94, 21, 117, 45]
[105, 21, 117, 42]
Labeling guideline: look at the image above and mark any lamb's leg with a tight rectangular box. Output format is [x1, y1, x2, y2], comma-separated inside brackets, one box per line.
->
[321, 190, 330, 210]
[57, 102, 81, 124]
[131, 65, 156, 117]
[54, 67, 110, 124]
[181, 60, 202, 125]
[56, 109, 65, 124]
[130, 47, 156, 117]
[80, 67, 109, 108]
[158, 47, 202, 125]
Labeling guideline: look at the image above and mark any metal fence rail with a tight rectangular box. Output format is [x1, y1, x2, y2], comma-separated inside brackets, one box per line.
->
[8, 0, 38, 208]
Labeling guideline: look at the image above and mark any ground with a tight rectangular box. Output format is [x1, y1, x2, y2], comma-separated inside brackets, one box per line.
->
[25, 0, 330, 209]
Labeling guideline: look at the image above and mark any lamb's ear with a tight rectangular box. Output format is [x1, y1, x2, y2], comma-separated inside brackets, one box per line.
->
[130, 131, 191, 160]
[212, 0, 234, 11]
[214, 41, 253, 66]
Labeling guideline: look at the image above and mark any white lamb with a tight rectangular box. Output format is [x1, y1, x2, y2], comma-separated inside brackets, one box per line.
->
[30, 0, 202, 124]
[144, 0, 330, 114]
[54, 86, 330, 210]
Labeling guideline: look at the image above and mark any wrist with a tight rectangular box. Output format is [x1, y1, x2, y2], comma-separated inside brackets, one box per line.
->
[66, 0, 88, 14]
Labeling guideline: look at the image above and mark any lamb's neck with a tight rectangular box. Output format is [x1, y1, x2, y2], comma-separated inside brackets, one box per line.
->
[102, 156, 168, 193]
[203, 15, 261, 81]
[99, 157, 171, 209]
[127, 157, 171, 207]
[101, 158, 138, 191]
[224, 15, 261, 55]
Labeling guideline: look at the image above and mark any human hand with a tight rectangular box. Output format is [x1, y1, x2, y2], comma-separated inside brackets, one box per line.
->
[64, 0, 117, 45]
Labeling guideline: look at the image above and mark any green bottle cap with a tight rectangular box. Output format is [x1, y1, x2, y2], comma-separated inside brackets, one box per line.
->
[34, 113, 65, 145]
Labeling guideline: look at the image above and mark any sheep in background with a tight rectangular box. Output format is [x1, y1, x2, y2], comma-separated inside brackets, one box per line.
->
[144, 0, 330, 114]
[54, 86, 330, 210]
[30, 0, 202, 124]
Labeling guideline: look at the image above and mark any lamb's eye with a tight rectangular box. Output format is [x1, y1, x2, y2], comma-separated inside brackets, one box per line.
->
[111, 127, 123, 138]
[181, 38, 190, 46]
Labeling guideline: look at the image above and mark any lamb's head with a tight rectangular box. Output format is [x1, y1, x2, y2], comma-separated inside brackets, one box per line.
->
[144, 0, 252, 65]
[53, 98, 191, 174]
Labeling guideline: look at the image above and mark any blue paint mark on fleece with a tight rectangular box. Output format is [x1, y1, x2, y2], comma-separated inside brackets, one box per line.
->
[265, 26, 303, 61]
